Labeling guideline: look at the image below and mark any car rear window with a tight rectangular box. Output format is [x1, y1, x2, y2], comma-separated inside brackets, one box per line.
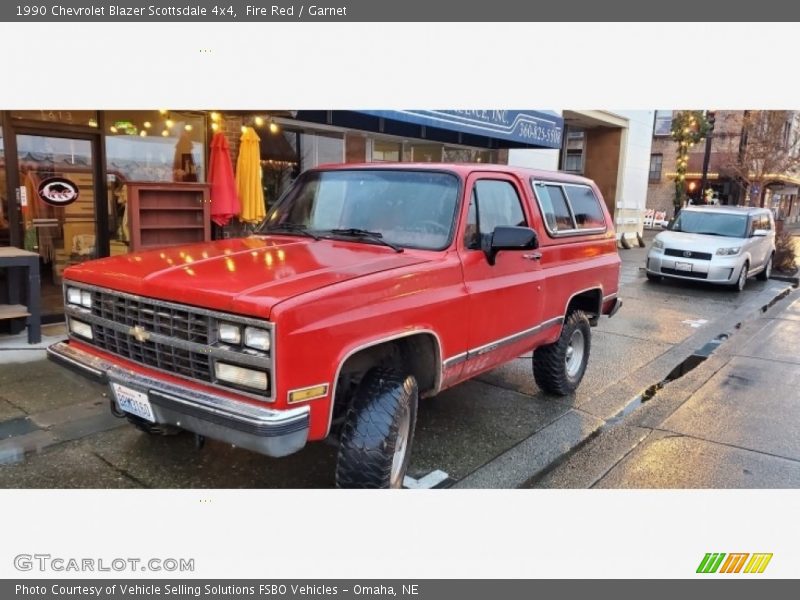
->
[533, 183, 574, 232]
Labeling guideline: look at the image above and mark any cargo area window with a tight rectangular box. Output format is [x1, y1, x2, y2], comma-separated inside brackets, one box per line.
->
[533, 183, 575, 232]
[564, 185, 606, 230]
[532, 180, 607, 236]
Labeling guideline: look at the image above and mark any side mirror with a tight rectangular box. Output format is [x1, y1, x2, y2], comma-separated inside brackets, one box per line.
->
[486, 226, 539, 265]
[752, 229, 769, 237]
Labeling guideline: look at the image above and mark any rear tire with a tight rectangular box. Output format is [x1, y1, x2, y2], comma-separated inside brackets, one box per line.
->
[335, 367, 418, 489]
[533, 311, 592, 396]
[757, 254, 773, 281]
[125, 415, 183, 436]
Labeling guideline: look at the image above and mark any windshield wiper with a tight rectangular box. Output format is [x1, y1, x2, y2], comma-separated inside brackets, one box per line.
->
[261, 223, 320, 240]
[690, 231, 727, 237]
[325, 228, 404, 252]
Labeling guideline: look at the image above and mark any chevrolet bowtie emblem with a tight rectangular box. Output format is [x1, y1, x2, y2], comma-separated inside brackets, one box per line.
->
[130, 325, 151, 343]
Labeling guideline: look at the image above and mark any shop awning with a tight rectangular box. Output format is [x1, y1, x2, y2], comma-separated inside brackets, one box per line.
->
[357, 110, 564, 149]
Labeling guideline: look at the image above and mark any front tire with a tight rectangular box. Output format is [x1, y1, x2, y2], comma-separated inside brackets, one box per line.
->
[533, 311, 592, 395]
[335, 368, 418, 489]
[646, 272, 661, 282]
[757, 254, 773, 281]
[731, 261, 749, 292]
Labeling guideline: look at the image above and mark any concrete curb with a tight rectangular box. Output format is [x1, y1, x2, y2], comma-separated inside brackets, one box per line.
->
[770, 272, 799, 285]
[452, 409, 604, 488]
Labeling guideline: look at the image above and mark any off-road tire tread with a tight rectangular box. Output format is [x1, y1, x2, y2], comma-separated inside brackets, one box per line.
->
[335, 368, 418, 489]
[533, 310, 591, 396]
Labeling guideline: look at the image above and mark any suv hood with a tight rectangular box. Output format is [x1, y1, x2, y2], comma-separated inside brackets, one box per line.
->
[64, 236, 430, 318]
[657, 230, 745, 251]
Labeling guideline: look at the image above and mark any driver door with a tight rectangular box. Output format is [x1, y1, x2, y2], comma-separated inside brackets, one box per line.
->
[458, 173, 546, 378]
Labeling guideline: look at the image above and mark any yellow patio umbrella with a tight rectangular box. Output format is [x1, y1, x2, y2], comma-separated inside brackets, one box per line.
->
[236, 127, 266, 223]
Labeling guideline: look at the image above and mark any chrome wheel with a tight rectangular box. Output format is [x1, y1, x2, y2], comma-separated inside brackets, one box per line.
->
[737, 264, 747, 291]
[389, 404, 411, 489]
[565, 329, 586, 379]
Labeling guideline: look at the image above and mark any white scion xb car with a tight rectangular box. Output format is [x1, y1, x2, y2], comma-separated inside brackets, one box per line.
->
[646, 206, 776, 292]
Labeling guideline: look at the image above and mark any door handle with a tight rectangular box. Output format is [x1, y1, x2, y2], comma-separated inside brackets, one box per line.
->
[522, 252, 542, 261]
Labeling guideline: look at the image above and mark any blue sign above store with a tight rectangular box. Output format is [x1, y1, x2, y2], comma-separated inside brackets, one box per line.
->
[359, 109, 563, 149]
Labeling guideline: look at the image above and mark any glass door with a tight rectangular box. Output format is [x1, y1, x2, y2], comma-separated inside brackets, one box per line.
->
[14, 133, 100, 318]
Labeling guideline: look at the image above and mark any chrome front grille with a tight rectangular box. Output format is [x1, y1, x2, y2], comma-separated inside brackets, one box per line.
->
[91, 290, 210, 344]
[64, 283, 275, 400]
[93, 323, 212, 381]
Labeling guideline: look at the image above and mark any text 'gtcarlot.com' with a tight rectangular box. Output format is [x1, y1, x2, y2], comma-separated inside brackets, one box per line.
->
[13, 554, 195, 572]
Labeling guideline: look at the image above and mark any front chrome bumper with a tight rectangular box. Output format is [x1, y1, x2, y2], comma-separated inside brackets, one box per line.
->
[47, 341, 309, 458]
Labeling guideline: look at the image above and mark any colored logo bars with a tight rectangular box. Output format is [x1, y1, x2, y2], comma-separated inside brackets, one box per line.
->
[697, 553, 773, 574]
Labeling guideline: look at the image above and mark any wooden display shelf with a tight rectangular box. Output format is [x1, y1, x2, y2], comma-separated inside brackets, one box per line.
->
[127, 182, 211, 251]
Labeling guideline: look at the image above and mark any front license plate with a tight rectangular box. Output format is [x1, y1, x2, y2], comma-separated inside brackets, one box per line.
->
[111, 383, 155, 422]
[675, 261, 693, 272]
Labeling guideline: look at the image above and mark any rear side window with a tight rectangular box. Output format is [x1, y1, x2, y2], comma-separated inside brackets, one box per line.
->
[532, 180, 607, 235]
[564, 185, 606, 229]
[533, 183, 574, 231]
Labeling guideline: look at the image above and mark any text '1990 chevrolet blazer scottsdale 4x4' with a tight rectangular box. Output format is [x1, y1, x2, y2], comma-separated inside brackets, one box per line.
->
[48, 163, 622, 488]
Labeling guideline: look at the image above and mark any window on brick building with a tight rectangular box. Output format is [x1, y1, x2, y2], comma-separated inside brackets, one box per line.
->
[649, 154, 663, 183]
[654, 110, 673, 136]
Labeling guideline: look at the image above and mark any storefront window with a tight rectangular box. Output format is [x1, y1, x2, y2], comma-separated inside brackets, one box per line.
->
[104, 111, 206, 257]
[410, 143, 443, 162]
[15, 134, 96, 315]
[372, 139, 402, 162]
[105, 110, 206, 183]
[300, 132, 344, 170]
[442, 147, 497, 163]
[11, 110, 98, 128]
[262, 130, 300, 209]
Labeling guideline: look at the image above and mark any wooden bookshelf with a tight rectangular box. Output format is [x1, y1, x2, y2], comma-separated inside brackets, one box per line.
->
[127, 182, 211, 251]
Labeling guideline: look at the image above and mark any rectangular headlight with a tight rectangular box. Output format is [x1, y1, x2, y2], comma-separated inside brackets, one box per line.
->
[716, 246, 742, 256]
[80, 290, 92, 308]
[68, 318, 93, 340]
[218, 323, 241, 344]
[244, 327, 270, 352]
[67, 287, 82, 305]
[214, 362, 268, 391]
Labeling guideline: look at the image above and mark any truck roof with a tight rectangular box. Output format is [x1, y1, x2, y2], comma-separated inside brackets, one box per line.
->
[313, 162, 597, 186]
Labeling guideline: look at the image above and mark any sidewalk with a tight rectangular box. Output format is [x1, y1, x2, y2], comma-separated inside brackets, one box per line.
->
[531, 289, 800, 488]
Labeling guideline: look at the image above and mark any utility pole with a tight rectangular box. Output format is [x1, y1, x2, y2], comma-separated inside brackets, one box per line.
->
[699, 110, 716, 203]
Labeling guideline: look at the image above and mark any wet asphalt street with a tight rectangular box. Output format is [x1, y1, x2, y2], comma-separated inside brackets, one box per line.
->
[0, 232, 794, 488]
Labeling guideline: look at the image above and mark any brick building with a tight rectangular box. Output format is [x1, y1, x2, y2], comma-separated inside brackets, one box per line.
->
[647, 110, 800, 223]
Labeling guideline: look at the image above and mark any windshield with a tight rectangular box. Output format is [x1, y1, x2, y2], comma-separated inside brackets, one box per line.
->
[257, 169, 460, 250]
[670, 211, 748, 238]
